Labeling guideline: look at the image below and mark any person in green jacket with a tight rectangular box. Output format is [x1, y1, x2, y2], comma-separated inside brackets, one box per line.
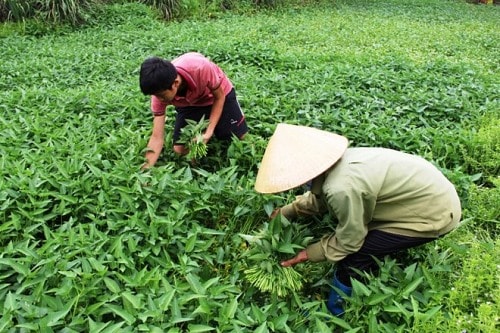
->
[254, 123, 461, 316]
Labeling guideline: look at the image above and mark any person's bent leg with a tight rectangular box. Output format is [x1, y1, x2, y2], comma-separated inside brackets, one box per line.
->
[328, 230, 435, 316]
[336, 230, 435, 285]
[213, 88, 248, 140]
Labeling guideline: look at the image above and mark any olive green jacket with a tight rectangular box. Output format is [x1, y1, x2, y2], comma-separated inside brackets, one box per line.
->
[280, 148, 461, 263]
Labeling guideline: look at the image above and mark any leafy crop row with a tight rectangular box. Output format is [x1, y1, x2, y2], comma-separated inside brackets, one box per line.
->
[1, 0, 498, 331]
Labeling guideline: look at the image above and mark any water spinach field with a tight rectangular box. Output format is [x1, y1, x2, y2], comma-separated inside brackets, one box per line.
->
[0, 0, 499, 331]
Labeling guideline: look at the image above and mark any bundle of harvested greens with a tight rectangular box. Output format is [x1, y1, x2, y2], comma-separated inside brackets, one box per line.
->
[179, 117, 209, 160]
[244, 260, 303, 297]
[240, 214, 313, 297]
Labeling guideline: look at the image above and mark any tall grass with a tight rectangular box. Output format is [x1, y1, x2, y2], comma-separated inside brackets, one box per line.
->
[0, 0, 100, 24]
[0, 0, 280, 24]
[0, 0, 498, 331]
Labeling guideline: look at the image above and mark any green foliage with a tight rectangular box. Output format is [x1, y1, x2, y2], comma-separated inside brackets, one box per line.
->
[0, 0, 33, 22]
[240, 215, 312, 297]
[464, 178, 500, 236]
[179, 117, 209, 161]
[36, 0, 98, 25]
[462, 112, 500, 181]
[141, 0, 179, 20]
[445, 236, 500, 333]
[0, 0, 100, 25]
[0, 0, 291, 24]
[412, 230, 500, 332]
[343, 259, 449, 331]
[0, 0, 498, 331]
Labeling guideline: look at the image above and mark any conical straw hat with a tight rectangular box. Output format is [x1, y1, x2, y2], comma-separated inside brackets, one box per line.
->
[255, 123, 349, 194]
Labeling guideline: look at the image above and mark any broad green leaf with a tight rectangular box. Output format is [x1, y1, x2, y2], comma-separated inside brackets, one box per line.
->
[368, 310, 378, 333]
[328, 314, 353, 330]
[223, 294, 240, 320]
[271, 314, 288, 329]
[122, 291, 142, 309]
[401, 277, 424, 298]
[101, 322, 126, 333]
[171, 317, 194, 324]
[250, 304, 266, 323]
[185, 233, 197, 253]
[88, 257, 106, 273]
[15, 323, 38, 330]
[193, 298, 211, 316]
[187, 324, 215, 332]
[103, 277, 121, 294]
[58, 270, 77, 278]
[0, 314, 12, 331]
[239, 234, 261, 244]
[46, 299, 75, 327]
[0, 258, 30, 276]
[88, 318, 110, 333]
[392, 301, 411, 318]
[350, 279, 371, 297]
[419, 305, 442, 323]
[104, 304, 136, 325]
[247, 253, 269, 261]
[403, 263, 418, 280]
[383, 305, 404, 313]
[314, 318, 331, 332]
[186, 273, 205, 294]
[366, 293, 391, 305]
[87, 301, 108, 315]
[264, 203, 274, 217]
[202, 277, 220, 290]
[4, 291, 16, 311]
[254, 322, 268, 333]
[234, 205, 250, 217]
[54, 193, 78, 204]
[345, 328, 363, 333]
[159, 288, 176, 312]
[277, 243, 297, 254]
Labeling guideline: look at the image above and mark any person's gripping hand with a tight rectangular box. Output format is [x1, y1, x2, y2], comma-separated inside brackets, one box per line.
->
[270, 208, 281, 219]
[281, 250, 308, 267]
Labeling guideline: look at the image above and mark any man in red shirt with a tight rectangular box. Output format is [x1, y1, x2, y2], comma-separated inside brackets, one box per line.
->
[139, 52, 248, 167]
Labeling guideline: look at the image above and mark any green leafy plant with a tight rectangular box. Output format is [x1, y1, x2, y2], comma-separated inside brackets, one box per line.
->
[462, 113, 500, 181]
[243, 259, 303, 297]
[240, 214, 313, 297]
[0, 0, 33, 21]
[0, 0, 498, 331]
[141, 0, 180, 20]
[1, 0, 99, 25]
[179, 117, 209, 161]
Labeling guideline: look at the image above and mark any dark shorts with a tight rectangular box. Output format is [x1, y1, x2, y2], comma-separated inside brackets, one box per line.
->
[173, 88, 248, 145]
[336, 230, 437, 285]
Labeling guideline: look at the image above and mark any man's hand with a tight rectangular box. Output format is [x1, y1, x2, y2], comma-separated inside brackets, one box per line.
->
[281, 250, 308, 267]
[270, 208, 281, 219]
[202, 131, 213, 144]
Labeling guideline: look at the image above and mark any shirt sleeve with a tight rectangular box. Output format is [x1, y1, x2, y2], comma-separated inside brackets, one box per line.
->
[200, 61, 223, 91]
[151, 96, 168, 116]
[280, 191, 327, 220]
[306, 187, 376, 262]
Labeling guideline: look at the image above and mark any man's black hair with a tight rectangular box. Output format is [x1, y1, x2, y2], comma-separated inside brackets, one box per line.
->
[139, 57, 177, 95]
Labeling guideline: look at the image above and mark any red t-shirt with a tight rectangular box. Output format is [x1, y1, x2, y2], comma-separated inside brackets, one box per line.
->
[151, 52, 233, 115]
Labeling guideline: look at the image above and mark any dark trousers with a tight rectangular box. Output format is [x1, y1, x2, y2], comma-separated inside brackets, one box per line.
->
[173, 88, 247, 144]
[336, 230, 436, 286]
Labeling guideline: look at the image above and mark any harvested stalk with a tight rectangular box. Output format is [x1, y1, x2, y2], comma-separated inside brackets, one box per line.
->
[179, 117, 209, 160]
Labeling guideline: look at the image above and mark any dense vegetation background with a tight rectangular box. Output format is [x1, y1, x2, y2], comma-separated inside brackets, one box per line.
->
[0, 0, 498, 332]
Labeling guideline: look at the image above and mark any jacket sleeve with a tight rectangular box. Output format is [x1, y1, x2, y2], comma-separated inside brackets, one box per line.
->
[280, 191, 328, 220]
[306, 187, 376, 262]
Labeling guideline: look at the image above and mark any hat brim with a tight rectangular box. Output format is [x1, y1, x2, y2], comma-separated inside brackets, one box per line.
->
[255, 124, 348, 194]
